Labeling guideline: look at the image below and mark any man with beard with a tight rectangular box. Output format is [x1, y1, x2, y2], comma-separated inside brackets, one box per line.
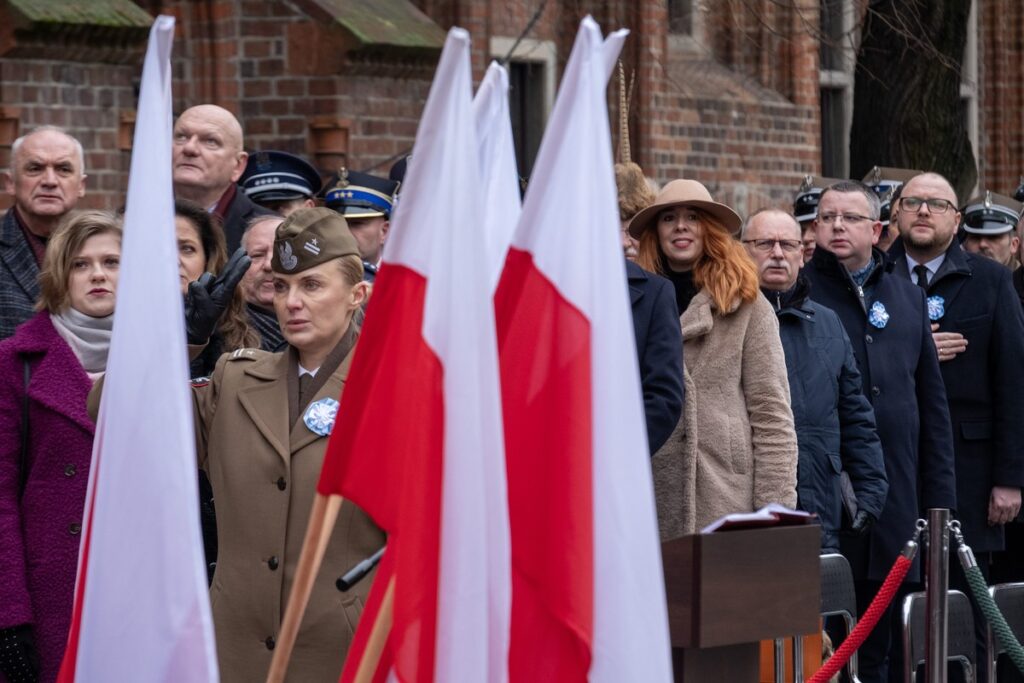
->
[889, 172, 1024, 680]
[803, 180, 955, 682]
[239, 214, 285, 351]
[742, 208, 888, 553]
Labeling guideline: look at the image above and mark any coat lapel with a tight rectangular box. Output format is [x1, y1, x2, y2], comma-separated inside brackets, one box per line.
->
[236, 353, 290, 462]
[290, 346, 354, 453]
[0, 210, 41, 301]
[930, 248, 972, 313]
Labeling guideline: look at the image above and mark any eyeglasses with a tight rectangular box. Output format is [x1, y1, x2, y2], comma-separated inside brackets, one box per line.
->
[817, 213, 873, 225]
[899, 197, 955, 214]
[742, 239, 802, 253]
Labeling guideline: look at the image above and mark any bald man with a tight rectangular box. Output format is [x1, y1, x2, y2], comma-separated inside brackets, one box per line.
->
[1, 126, 87, 338]
[172, 104, 275, 252]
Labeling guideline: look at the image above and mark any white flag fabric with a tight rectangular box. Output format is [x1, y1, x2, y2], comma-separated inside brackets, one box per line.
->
[323, 27, 510, 683]
[59, 15, 219, 683]
[473, 61, 522, 291]
[494, 16, 673, 682]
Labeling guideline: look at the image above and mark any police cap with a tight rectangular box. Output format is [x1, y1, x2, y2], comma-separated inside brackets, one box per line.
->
[271, 207, 360, 274]
[793, 175, 844, 223]
[323, 169, 399, 219]
[961, 191, 1023, 236]
[240, 151, 322, 204]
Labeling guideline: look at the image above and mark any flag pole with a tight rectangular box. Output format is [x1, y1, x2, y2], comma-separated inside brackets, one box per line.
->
[353, 575, 396, 683]
[266, 493, 344, 683]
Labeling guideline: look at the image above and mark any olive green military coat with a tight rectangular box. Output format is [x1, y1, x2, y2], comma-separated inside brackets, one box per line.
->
[194, 346, 385, 683]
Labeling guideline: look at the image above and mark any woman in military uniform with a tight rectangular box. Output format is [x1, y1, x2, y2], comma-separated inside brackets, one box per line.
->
[121, 208, 384, 682]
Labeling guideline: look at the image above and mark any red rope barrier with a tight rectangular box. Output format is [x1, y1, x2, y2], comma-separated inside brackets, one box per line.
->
[808, 554, 913, 683]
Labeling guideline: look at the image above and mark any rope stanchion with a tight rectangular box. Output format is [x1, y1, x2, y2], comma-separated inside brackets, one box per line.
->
[950, 521, 1024, 676]
[808, 534, 920, 683]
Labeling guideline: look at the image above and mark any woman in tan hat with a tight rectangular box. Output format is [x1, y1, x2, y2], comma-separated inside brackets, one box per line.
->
[630, 179, 797, 539]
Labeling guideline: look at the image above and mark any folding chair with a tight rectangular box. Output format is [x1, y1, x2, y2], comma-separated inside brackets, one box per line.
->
[902, 590, 976, 683]
[986, 582, 1024, 683]
[816, 553, 861, 683]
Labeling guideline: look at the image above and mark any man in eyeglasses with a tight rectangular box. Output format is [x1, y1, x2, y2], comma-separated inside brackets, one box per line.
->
[889, 172, 1024, 681]
[742, 209, 887, 554]
[803, 179, 956, 683]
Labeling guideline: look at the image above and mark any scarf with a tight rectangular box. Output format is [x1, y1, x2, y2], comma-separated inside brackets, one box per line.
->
[51, 307, 114, 375]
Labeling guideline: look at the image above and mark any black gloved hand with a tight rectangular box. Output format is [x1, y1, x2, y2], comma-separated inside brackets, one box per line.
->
[184, 247, 252, 344]
[850, 510, 875, 535]
[0, 624, 39, 683]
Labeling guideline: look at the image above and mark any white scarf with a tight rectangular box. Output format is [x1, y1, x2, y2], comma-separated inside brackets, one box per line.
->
[51, 307, 114, 375]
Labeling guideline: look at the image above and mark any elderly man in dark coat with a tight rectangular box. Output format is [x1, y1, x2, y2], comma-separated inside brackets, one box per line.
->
[1, 127, 87, 339]
[743, 209, 887, 553]
[625, 260, 684, 454]
[804, 180, 956, 683]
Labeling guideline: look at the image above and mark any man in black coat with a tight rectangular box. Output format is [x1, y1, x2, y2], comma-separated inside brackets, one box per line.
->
[626, 260, 684, 454]
[804, 180, 956, 683]
[888, 174, 1024, 681]
[743, 209, 887, 553]
[172, 104, 275, 252]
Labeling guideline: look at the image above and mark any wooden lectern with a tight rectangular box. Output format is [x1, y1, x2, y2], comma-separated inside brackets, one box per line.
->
[662, 525, 821, 682]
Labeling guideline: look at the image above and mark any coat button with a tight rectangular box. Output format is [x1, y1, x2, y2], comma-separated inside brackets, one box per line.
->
[865, 334, 873, 344]
[69, 523, 81, 535]
[268, 556, 279, 571]
[276, 477, 287, 491]
[64, 464, 77, 477]
[265, 636, 276, 650]
[871, 386, 881, 397]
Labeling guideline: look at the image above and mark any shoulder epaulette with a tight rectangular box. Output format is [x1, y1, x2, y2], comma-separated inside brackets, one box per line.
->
[227, 348, 262, 361]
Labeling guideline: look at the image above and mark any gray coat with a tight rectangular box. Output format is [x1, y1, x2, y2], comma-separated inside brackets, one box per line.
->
[0, 209, 40, 341]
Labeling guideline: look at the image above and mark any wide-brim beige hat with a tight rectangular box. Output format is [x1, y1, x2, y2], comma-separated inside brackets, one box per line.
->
[628, 179, 742, 238]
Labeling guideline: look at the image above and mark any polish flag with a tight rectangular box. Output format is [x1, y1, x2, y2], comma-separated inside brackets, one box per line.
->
[59, 16, 219, 683]
[318, 28, 512, 682]
[493, 17, 673, 682]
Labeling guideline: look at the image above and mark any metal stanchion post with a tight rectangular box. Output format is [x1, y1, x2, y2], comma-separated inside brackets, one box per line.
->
[925, 508, 950, 683]
[774, 638, 785, 683]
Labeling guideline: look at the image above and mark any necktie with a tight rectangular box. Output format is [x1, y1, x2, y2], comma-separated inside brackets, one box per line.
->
[298, 372, 313, 406]
[913, 264, 930, 291]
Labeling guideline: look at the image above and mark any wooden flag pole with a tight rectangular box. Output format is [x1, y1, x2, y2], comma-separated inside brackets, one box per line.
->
[266, 493, 344, 683]
[353, 574, 396, 683]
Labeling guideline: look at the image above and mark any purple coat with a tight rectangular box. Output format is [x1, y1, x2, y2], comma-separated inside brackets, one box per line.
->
[0, 312, 94, 682]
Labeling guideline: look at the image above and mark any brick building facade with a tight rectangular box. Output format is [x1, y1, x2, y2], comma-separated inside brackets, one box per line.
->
[0, 0, 1020, 214]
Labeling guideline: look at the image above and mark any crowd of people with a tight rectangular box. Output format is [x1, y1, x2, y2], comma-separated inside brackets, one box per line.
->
[1, 105, 1024, 683]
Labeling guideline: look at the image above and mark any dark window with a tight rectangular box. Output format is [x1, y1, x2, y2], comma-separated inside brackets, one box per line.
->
[668, 0, 694, 35]
[820, 86, 844, 177]
[508, 61, 545, 178]
[819, 0, 845, 71]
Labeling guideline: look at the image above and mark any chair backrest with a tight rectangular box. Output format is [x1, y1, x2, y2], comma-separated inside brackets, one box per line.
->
[902, 590, 975, 683]
[820, 553, 859, 681]
[820, 553, 857, 619]
[987, 582, 1024, 681]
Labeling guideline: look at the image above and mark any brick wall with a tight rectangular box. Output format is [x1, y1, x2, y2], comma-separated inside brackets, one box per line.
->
[977, 0, 1024, 196]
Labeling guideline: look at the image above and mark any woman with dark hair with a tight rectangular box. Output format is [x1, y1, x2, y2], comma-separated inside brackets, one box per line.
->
[629, 179, 798, 539]
[0, 211, 122, 682]
[175, 199, 257, 378]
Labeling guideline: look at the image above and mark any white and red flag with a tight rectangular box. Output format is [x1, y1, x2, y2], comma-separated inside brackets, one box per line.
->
[494, 17, 674, 682]
[58, 15, 219, 683]
[318, 28, 513, 683]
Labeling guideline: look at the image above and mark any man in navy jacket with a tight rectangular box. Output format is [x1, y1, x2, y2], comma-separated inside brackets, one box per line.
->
[743, 209, 887, 553]
[804, 180, 956, 683]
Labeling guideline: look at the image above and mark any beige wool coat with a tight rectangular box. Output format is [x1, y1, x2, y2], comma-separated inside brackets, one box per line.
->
[193, 346, 385, 683]
[653, 290, 798, 540]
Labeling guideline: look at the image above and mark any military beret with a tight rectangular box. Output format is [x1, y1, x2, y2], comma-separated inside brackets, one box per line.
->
[240, 151, 323, 204]
[961, 191, 1023, 235]
[323, 168, 399, 219]
[271, 207, 360, 274]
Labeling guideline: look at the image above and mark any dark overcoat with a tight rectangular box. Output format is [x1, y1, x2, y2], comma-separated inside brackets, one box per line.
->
[220, 189, 276, 254]
[0, 209, 40, 341]
[766, 277, 888, 552]
[889, 239, 1024, 552]
[626, 260, 684, 454]
[0, 312, 93, 682]
[804, 247, 956, 580]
